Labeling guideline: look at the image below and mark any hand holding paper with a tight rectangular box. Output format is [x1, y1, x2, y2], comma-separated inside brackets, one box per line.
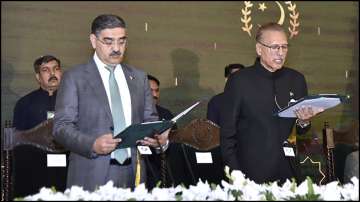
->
[93, 133, 121, 155]
[114, 101, 200, 149]
[294, 105, 324, 121]
[137, 128, 170, 148]
[276, 94, 349, 118]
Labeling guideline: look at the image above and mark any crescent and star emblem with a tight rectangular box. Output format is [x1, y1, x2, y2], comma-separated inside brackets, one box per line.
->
[275, 1, 285, 25]
[241, 1, 300, 39]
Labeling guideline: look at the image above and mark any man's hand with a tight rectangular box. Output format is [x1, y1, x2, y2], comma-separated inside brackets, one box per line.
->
[92, 133, 121, 155]
[294, 105, 324, 123]
[137, 128, 170, 148]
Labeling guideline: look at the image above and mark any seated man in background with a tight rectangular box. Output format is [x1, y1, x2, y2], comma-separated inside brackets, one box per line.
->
[148, 75, 174, 121]
[181, 64, 245, 186]
[12, 55, 68, 197]
[207, 63, 245, 125]
[146, 74, 193, 188]
[145, 74, 173, 189]
[13, 55, 62, 129]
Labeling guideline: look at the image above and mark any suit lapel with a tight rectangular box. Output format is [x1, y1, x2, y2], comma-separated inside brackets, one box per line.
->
[84, 59, 112, 121]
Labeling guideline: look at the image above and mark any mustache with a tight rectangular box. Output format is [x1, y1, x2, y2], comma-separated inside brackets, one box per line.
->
[48, 76, 58, 82]
[153, 96, 158, 100]
[110, 51, 122, 57]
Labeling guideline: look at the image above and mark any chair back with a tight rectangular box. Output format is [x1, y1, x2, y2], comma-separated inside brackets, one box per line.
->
[1, 119, 68, 200]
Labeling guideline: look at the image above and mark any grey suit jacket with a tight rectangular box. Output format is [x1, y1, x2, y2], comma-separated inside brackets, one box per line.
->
[53, 58, 158, 191]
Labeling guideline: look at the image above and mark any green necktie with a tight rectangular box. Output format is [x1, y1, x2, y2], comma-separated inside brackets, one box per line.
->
[105, 65, 128, 164]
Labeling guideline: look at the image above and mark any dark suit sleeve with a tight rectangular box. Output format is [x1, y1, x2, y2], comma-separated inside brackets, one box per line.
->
[53, 70, 97, 158]
[220, 76, 241, 170]
[207, 97, 218, 124]
[295, 73, 311, 135]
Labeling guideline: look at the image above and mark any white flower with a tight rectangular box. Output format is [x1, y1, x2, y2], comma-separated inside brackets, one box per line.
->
[321, 181, 342, 201]
[295, 179, 309, 196]
[21, 173, 359, 201]
[241, 180, 265, 200]
[276, 179, 298, 199]
[181, 179, 212, 200]
[65, 185, 90, 200]
[230, 170, 247, 186]
[149, 187, 174, 200]
[340, 177, 359, 201]
[266, 181, 285, 200]
[207, 184, 230, 200]
[24, 187, 69, 201]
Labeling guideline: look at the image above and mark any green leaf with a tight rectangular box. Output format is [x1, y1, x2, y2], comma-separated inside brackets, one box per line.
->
[210, 183, 217, 190]
[51, 186, 57, 193]
[155, 180, 162, 188]
[230, 189, 243, 200]
[288, 193, 321, 201]
[179, 183, 186, 188]
[290, 179, 297, 193]
[307, 176, 315, 195]
[175, 191, 183, 201]
[288, 178, 321, 201]
[264, 190, 276, 201]
[224, 166, 234, 184]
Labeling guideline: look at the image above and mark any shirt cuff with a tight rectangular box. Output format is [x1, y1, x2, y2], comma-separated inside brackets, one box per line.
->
[296, 119, 310, 128]
[90, 151, 99, 159]
[155, 139, 169, 154]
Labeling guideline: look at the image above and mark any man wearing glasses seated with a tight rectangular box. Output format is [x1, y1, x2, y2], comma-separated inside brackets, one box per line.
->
[220, 22, 324, 185]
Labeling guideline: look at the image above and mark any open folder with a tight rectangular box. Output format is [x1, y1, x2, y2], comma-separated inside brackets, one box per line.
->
[114, 101, 201, 149]
[275, 94, 349, 118]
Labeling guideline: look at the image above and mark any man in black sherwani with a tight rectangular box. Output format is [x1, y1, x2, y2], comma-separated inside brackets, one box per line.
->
[220, 22, 324, 184]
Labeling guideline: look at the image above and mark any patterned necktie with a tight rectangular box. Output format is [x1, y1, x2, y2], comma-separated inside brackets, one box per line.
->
[105, 65, 128, 164]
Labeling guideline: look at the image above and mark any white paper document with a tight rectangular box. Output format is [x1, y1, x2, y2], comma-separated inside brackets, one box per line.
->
[171, 101, 201, 122]
[137, 146, 152, 155]
[47, 154, 67, 167]
[277, 96, 343, 118]
[195, 152, 213, 164]
[283, 147, 295, 157]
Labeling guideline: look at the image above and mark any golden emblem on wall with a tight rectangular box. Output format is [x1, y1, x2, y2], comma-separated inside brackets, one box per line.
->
[241, 1, 300, 39]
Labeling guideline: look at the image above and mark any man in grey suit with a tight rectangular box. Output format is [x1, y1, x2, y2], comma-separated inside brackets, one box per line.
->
[53, 14, 169, 191]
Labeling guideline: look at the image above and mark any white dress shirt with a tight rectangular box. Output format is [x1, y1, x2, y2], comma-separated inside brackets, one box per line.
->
[94, 52, 132, 157]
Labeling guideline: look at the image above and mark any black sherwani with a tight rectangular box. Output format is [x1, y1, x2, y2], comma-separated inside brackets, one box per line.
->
[207, 92, 223, 126]
[221, 59, 309, 184]
[13, 88, 56, 130]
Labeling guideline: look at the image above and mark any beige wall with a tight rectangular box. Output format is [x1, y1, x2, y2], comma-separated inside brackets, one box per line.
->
[2, 1, 358, 135]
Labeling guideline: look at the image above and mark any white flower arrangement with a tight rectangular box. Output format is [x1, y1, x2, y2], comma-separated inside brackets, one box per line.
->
[22, 166, 359, 201]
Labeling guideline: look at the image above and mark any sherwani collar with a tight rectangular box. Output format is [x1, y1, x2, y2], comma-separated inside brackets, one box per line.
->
[254, 57, 285, 79]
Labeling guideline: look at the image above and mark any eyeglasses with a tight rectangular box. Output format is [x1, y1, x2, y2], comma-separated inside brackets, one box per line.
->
[96, 36, 127, 47]
[257, 41, 289, 53]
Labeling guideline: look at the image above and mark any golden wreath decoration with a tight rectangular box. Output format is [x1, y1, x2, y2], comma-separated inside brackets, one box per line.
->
[241, 1, 300, 39]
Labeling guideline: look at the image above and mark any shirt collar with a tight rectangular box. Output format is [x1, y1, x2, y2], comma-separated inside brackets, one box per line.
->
[93, 52, 122, 72]
[38, 87, 57, 97]
[254, 57, 284, 79]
